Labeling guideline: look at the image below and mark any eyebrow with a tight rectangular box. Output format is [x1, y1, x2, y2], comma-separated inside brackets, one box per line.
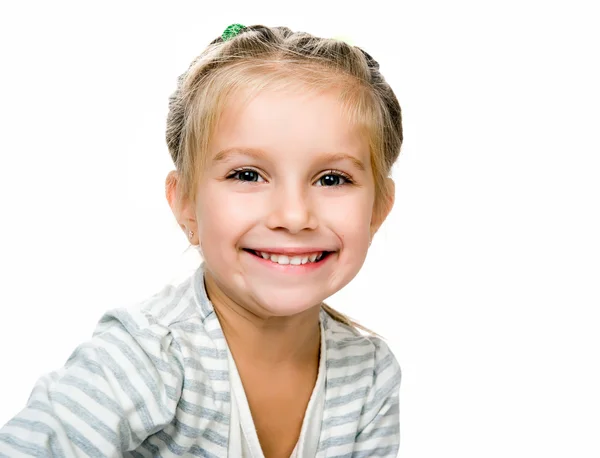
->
[212, 147, 366, 172]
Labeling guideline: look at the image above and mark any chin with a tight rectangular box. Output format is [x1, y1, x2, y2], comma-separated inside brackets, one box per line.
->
[249, 290, 326, 318]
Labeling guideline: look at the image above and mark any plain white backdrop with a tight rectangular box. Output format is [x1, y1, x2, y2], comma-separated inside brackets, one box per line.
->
[1, 1, 598, 456]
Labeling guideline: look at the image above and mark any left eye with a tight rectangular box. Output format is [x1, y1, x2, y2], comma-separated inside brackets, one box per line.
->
[316, 173, 350, 187]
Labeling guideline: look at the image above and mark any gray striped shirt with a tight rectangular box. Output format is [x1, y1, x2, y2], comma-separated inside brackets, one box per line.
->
[0, 264, 401, 457]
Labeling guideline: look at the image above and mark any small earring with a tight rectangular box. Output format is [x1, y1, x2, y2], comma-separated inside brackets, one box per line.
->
[188, 230, 194, 240]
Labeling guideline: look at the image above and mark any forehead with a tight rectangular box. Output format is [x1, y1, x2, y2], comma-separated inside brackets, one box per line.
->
[210, 85, 369, 158]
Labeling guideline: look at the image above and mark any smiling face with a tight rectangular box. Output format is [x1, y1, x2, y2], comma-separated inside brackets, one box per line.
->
[188, 84, 388, 318]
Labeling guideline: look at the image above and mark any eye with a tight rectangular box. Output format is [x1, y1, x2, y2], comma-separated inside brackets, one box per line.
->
[226, 168, 265, 183]
[315, 170, 354, 187]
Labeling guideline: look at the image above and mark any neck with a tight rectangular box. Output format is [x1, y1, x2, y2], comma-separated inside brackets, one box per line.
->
[204, 270, 321, 367]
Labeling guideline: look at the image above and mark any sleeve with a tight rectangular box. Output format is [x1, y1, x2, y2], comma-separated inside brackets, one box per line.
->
[353, 337, 401, 457]
[0, 307, 184, 457]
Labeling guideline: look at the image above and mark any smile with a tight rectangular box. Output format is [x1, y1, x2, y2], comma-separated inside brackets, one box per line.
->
[243, 249, 334, 266]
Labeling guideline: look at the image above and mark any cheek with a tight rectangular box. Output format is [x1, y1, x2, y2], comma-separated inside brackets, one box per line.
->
[196, 189, 255, 246]
[199, 204, 232, 240]
[335, 200, 372, 267]
[319, 193, 374, 236]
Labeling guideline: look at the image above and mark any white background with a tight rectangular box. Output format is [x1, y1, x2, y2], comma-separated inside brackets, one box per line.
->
[1, 1, 599, 456]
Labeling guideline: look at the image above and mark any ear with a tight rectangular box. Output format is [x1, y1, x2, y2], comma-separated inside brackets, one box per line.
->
[165, 170, 198, 242]
[370, 178, 395, 239]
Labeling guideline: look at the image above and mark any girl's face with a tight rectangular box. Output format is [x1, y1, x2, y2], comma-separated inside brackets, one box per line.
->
[194, 86, 383, 318]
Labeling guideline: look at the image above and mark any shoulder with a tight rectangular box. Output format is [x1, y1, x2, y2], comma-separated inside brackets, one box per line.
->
[321, 310, 401, 414]
[322, 310, 401, 386]
[319, 310, 401, 452]
[92, 269, 226, 378]
[96, 267, 209, 334]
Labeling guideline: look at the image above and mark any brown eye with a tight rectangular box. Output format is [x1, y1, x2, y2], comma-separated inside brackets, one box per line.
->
[237, 170, 259, 181]
[316, 171, 353, 187]
[227, 169, 265, 183]
[320, 174, 342, 186]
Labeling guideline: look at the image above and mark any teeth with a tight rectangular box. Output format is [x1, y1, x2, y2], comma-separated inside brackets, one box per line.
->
[257, 251, 326, 266]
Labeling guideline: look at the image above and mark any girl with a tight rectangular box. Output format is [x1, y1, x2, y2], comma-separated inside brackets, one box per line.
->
[0, 24, 402, 457]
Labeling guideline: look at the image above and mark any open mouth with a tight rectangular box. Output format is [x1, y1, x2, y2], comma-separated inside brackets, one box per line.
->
[243, 249, 334, 265]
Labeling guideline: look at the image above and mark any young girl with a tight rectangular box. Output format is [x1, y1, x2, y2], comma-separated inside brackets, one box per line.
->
[0, 24, 402, 458]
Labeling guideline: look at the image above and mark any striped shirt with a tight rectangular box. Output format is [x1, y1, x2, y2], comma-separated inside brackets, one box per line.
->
[0, 263, 401, 457]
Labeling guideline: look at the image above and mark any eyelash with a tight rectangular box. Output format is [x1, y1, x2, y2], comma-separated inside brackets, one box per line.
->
[226, 168, 355, 187]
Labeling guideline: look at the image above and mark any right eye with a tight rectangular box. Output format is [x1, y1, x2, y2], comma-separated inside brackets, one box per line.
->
[226, 168, 266, 183]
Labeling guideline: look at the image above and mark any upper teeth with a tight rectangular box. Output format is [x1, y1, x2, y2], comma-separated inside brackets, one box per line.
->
[258, 251, 325, 265]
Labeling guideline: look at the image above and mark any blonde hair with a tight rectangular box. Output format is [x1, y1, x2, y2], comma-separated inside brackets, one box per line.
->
[165, 25, 403, 335]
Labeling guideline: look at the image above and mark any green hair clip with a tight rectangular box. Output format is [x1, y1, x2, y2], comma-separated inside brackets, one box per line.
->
[222, 23, 246, 41]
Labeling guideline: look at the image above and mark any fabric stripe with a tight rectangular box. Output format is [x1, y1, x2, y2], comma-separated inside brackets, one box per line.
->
[1, 421, 65, 457]
[28, 401, 105, 457]
[60, 374, 142, 446]
[327, 368, 374, 388]
[352, 445, 399, 457]
[182, 379, 230, 402]
[0, 432, 60, 457]
[325, 386, 369, 409]
[96, 333, 176, 421]
[170, 418, 228, 446]
[176, 399, 229, 424]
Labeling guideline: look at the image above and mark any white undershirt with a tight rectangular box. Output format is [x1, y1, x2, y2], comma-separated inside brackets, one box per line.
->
[227, 328, 326, 458]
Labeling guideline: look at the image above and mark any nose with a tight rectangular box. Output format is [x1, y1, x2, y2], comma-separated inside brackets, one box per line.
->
[266, 183, 318, 234]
